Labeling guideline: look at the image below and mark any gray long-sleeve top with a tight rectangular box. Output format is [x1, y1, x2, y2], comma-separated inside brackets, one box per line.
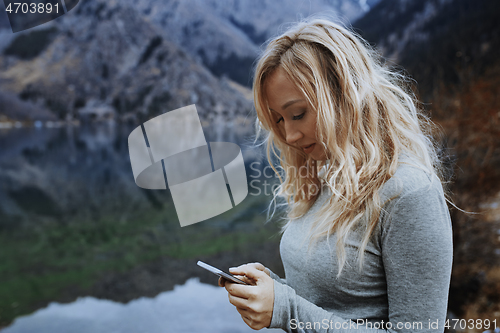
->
[268, 160, 453, 332]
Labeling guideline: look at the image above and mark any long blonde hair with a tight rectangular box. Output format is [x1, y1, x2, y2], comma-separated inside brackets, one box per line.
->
[253, 18, 443, 275]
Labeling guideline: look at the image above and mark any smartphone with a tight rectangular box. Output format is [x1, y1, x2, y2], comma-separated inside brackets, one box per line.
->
[197, 261, 249, 285]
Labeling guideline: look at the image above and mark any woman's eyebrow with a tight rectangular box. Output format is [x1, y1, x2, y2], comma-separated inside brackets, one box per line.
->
[269, 99, 306, 113]
[282, 99, 305, 110]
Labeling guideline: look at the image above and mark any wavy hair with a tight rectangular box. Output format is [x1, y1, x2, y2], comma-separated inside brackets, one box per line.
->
[253, 18, 444, 276]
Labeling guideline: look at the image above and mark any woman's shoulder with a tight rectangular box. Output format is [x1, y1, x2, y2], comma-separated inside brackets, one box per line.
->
[378, 155, 443, 206]
[377, 155, 452, 242]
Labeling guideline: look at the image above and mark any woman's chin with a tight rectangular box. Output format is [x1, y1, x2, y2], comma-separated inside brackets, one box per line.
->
[310, 148, 328, 161]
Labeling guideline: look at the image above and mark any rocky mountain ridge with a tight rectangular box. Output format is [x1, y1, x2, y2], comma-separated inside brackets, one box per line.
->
[0, 2, 253, 124]
[0, 0, 381, 123]
[113, 0, 380, 85]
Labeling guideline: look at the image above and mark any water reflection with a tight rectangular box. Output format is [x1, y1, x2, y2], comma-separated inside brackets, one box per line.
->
[1, 278, 282, 333]
[0, 121, 269, 229]
[0, 123, 282, 328]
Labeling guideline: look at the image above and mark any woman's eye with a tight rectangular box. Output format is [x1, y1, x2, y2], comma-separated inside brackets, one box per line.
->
[276, 112, 304, 124]
[293, 112, 305, 120]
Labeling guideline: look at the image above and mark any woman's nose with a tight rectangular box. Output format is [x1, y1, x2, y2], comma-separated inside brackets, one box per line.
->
[285, 123, 303, 145]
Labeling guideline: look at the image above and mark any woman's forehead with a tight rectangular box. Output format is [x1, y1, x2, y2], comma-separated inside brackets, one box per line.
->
[263, 68, 306, 110]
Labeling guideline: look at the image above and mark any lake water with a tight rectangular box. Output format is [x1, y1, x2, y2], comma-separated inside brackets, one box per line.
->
[0, 122, 286, 330]
[1, 278, 283, 333]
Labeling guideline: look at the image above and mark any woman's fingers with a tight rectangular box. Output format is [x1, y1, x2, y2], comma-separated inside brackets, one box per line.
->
[235, 306, 249, 316]
[231, 262, 271, 279]
[218, 276, 227, 287]
[230, 262, 265, 273]
[240, 315, 254, 329]
[250, 262, 266, 271]
[236, 308, 261, 330]
[239, 310, 266, 330]
[228, 292, 250, 310]
[222, 264, 274, 330]
[225, 281, 252, 299]
[229, 264, 268, 283]
[248, 262, 271, 277]
[230, 274, 253, 285]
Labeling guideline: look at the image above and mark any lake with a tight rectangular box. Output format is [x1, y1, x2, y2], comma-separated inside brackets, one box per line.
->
[2, 278, 283, 333]
[0, 121, 286, 331]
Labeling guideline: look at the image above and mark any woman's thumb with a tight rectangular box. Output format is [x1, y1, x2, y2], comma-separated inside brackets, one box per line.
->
[229, 264, 266, 281]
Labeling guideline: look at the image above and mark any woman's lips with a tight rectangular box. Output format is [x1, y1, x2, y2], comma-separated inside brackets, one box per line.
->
[303, 143, 315, 154]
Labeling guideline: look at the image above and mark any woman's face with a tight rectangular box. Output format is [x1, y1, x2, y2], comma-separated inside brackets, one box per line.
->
[264, 67, 328, 161]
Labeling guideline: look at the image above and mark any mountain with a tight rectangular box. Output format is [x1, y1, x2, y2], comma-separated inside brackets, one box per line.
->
[354, 0, 500, 321]
[355, 0, 499, 101]
[0, 0, 380, 123]
[0, 2, 253, 124]
[114, 0, 380, 86]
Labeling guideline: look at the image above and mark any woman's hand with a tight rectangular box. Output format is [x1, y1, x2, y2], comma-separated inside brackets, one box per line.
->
[219, 263, 274, 330]
[218, 262, 270, 287]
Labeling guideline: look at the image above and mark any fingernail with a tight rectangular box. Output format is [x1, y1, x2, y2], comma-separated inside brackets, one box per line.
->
[229, 267, 236, 271]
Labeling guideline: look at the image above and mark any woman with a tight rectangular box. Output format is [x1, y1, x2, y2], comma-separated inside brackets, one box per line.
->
[219, 18, 453, 332]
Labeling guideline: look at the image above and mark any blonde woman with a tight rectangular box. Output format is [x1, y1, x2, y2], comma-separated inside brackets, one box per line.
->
[219, 18, 453, 332]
